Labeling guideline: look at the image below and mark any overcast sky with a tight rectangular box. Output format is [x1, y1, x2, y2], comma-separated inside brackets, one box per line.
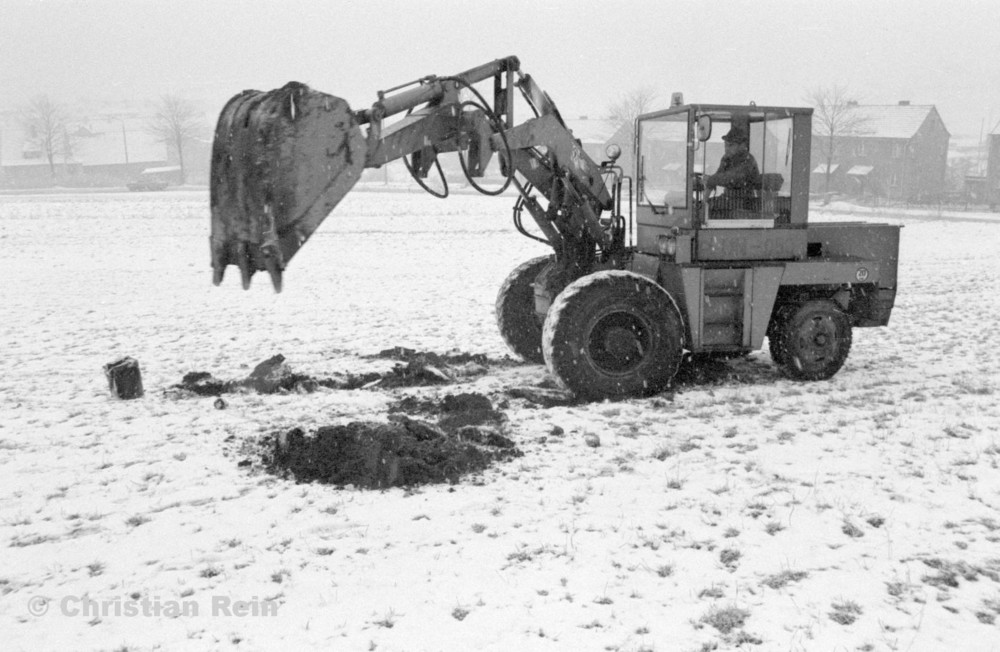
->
[2, 0, 998, 142]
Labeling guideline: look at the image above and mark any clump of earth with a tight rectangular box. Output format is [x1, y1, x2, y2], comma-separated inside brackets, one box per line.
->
[172, 349, 499, 397]
[263, 392, 521, 488]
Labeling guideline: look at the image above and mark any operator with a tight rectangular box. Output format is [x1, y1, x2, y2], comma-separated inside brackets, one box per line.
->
[703, 125, 761, 216]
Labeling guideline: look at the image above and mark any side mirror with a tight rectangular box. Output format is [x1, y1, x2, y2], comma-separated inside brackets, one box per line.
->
[696, 115, 712, 142]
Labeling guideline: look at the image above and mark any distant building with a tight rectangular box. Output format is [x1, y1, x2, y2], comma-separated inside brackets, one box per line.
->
[563, 117, 620, 164]
[0, 111, 211, 188]
[811, 101, 950, 201]
[986, 130, 1000, 208]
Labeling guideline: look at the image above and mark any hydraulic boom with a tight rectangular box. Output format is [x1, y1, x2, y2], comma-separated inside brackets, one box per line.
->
[210, 56, 628, 294]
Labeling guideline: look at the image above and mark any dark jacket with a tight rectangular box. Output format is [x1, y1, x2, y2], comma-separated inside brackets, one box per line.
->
[707, 150, 760, 191]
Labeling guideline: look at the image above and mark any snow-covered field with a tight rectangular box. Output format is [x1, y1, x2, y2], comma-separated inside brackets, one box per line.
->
[1, 189, 999, 651]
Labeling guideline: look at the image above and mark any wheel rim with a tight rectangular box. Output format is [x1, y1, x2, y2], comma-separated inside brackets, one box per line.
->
[586, 309, 654, 375]
[793, 314, 840, 367]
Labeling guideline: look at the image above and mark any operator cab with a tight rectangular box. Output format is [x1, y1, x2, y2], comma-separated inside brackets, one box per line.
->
[635, 103, 813, 257]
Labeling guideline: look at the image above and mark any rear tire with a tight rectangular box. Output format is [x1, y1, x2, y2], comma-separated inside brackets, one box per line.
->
[496, 255, 553, 363]
[542, 271, 684, 400]
[767, 304, 796, 368]
[773, 300, 852, 380]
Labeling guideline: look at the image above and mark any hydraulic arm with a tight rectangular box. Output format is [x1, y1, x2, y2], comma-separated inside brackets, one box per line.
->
[209, 56, 626, 293]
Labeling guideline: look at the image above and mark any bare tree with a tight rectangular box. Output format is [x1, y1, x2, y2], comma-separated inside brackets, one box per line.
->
[807, 85, 869, 193]
[607, 87, 658, 149]
[147, 95, 203, 183]
[19, 95, 75, 178]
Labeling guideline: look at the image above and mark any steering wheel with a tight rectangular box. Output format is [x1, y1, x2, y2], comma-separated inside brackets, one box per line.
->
[692, 172, 715, 199]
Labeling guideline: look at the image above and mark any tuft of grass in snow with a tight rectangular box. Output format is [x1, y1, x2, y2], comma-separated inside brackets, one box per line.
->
[698, 585, 724, 599]
[762, 569, 808, 589]
[199, 565, 223, 579]
[975, 594, 1000, 624]
[841, 519, 865, 538]
[9, 533, 55, 548]
[699, 604, 750, 633]
[951, 377, 994, 395]
[651, 445, 674, 461]
[828, 599, 863, 625]
[372, 609, 398, 628]
[764, 520, 784, 535]
[655, 564, 674, 578]
[719, 548, 742, 568]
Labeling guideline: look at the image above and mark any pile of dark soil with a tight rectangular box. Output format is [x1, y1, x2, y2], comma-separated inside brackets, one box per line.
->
[173, 354, 379, 396]
[389, 392, 504, 431]
[366, 347, 498, 388]
[370, 346, 509, 367]
[172, 349, 500, 397]
[266, 392, 520, 488]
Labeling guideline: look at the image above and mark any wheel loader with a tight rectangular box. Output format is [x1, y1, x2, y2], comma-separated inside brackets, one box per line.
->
[209, 55, 900, 400]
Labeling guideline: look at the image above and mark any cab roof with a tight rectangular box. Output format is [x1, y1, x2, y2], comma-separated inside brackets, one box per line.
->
[638, 104, 814, 122]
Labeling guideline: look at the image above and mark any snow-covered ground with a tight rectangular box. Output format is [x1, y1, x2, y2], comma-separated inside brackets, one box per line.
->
[1, 189, 999, 651]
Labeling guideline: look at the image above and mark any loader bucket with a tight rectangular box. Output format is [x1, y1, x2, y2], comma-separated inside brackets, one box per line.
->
[210, 82, 366, 291]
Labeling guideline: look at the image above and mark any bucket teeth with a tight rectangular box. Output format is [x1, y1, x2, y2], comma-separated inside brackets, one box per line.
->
[237, 244, 254, 290]
[264, 256, 283, 293]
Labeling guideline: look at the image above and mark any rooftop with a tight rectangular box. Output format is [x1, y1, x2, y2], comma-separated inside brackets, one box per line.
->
[563, 118, 618, 145]
[843, 103, 946, 140]
[1, 113, 168, 167]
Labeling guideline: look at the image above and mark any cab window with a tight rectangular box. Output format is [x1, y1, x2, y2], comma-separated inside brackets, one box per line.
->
[696, 114, 793, 226]
[638, 114, 688, 210]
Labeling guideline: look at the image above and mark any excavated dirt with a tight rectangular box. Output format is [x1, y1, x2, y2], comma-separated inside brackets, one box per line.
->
[171, 349, 502, 397]
[369, 346, 517, 367]
[173, 354, 379, 396]
[264, 392, 520, 488]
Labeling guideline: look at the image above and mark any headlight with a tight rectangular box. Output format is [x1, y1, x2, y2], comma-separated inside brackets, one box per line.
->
[605, 144, 621, 161]
[657, 235, 677, 257]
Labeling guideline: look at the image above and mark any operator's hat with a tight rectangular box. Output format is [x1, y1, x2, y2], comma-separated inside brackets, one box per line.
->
[722, 125, 749, 144]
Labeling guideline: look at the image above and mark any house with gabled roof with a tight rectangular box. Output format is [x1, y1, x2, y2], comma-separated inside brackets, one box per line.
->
[0, 112, 181, 188]
[985, 128, 1000, 209]
[563, 117, 620, 164]
[811, 101, 950, 201]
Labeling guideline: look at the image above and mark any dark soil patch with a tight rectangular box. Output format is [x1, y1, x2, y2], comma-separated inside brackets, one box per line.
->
[254, 391, 519, 488]
[171, 349, 501, 397]
[388, 391, 505, 432]
[265, 416, 521, 488]
[369, 346, 517, 368]
[173, 355, 381, 396]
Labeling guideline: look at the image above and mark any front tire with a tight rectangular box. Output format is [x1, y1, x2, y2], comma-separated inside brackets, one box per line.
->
[496, 255, 553, 363]
[773, 300, 852, 380]
[542, 271, 685, 400]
